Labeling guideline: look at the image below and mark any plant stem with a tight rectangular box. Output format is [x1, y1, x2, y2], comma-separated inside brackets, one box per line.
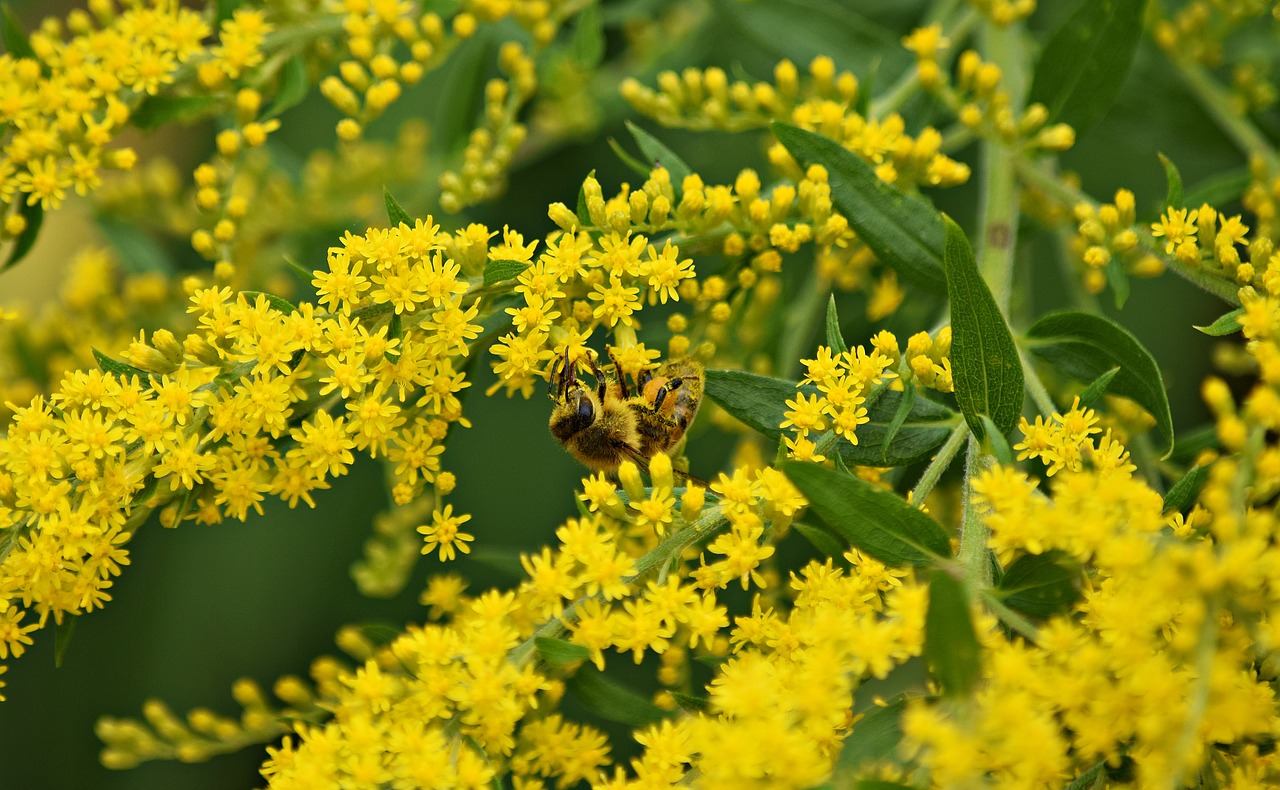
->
[910, 422, 968, 506]
[957, 438, 991, 596]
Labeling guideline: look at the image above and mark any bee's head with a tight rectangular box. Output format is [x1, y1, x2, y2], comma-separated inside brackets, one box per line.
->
[549, 386, 598, 441]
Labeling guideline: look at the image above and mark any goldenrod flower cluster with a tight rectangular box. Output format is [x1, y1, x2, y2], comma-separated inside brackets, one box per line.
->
[0, 215, 490, 676]
[0, 0, 208, 225]
[1071, 188, 1165, 293]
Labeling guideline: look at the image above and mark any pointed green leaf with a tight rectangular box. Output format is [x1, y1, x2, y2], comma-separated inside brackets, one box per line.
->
[1027, 0, 1144, 137]
[241, 290, 299, 315]
[356, 622, 401, 646]
[1162, 464, 1209, 514]
[670, 692, 710, 713]
[772, 123, 945, 291]
[1, 198, 42, 271]
[92, 348, 149, 380]
[705, 370, 957, 467]
[284, 255, 314, 285]
[943, 216, 1023, 438]
[1183, 167, 1251, 209]
[978, 415, 1013, 467]
[834, 698, 907, 776]
[782, 461, 951, 566]
[793, 521, 847, 558]
[535, 636, 590, 666]
[576, 170, 595, 227]
[1066, 762, 1107, 790]
[483, 259, 530, 287]
[464, 545, 525, 579]
[1106, 255, 1129, 309]
[825, 295, 849, 355]
[131, 96, 222, 128]
[1194, 307, 1243, 336]
[996, 551, 1082, 618]
[54, 615, 77, 668]
[570, 1, 604, 69]
[607, 137, 651, 178]
[266, 53, 309, 119]
[1157, 152, 1183, 210]
[881, 383, 915, 462]
[2, 4, 37, 62]
[625, 121, 692, 187]
[384, 187, 412, 227]
[1077, 367, 1120, 408]
[924, 569, 980, 696]
[1027, 310, 1174, 456]
[565, 667, 669, 727]
[1169, 425, 1218, 465]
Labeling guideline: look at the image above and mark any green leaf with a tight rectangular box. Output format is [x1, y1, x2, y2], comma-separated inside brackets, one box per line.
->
[792, 521, 848, 558]
[855, 782, 918, 790]
[92, 348, 149, 380]
[1026, 310, 1174, 457]
[924, 569, 980, 697]
[95, 214, 172, 275]
[1194, 307, 1243, 336]
[1157, 152, 1183, 210]
[266, 53, 309, 119]
[996, 551, 1082, 618]
[710, 0, 901, 70]
[1077, 367, 1120, 408]
[565, 668, 669, 727]
[772, 123, 946, 292]
[704, 370, 957, 467]
[825, 295, 849, 355]
[1, 4, 37, 61]
[625, 121, 692, 187]
[576, 170, 595, 227]
[54, 615, 77, 668]
[131, 95, 223, 128]
[943, 216, 1023, 438]
[464, 545, 526, 579]
[978, 415, 1013, 467]
[240, 290, 299, 314]
[356, 622, 401, 646]
[384, 187, 412, 227]
[483, 259, 530, 287]
[1066, 762, 1107, 790]
[1169, 424, 1217, 465]
[881, 383, 915, 462]
[782, 461, 951, 566]
[670, 692, 710, 713]
[1162, 464, 1209, 514]
[535, 636, 590, 666]
[283, 255, 314, 285]
[570, 1, 604, 69]
[1027, 0, 1144, 137]
[1183, 167, 1251, 209]
[1105, 254, 1129, 309]
[607, 137, 652, 178]
[834, 698, 906, 776]
[1, 198, 42, 271]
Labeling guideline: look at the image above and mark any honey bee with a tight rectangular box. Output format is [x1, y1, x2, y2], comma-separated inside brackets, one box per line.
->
[548, 347, 704, 475]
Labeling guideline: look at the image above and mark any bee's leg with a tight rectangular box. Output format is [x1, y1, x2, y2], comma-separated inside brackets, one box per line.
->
[548, 351, 564, 399]
[649, 377, 685, 417]
[585, 350, 609, 403]
[606, 346, 632, 397]
[636, 365, 653, 393]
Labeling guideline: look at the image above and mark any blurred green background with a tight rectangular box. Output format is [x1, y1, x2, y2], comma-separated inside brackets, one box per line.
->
[0, 0, 1254, 786]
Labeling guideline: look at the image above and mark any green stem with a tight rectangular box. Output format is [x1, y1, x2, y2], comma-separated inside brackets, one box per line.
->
[909, 422, 968, 506]
[1172, 58, 1280, 173]
[1017, 344, 1056, 415]
[775, 265, 830, 378]
[980, 590, 1038, 641]
[974, 22, 1025, 312]
[957, 438, 992, 597]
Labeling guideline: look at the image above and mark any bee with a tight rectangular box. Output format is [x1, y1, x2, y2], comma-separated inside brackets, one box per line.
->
[548, 347, 704, 475]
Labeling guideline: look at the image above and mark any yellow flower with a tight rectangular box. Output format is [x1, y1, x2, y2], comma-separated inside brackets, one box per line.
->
[418, 504, 474, 561]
